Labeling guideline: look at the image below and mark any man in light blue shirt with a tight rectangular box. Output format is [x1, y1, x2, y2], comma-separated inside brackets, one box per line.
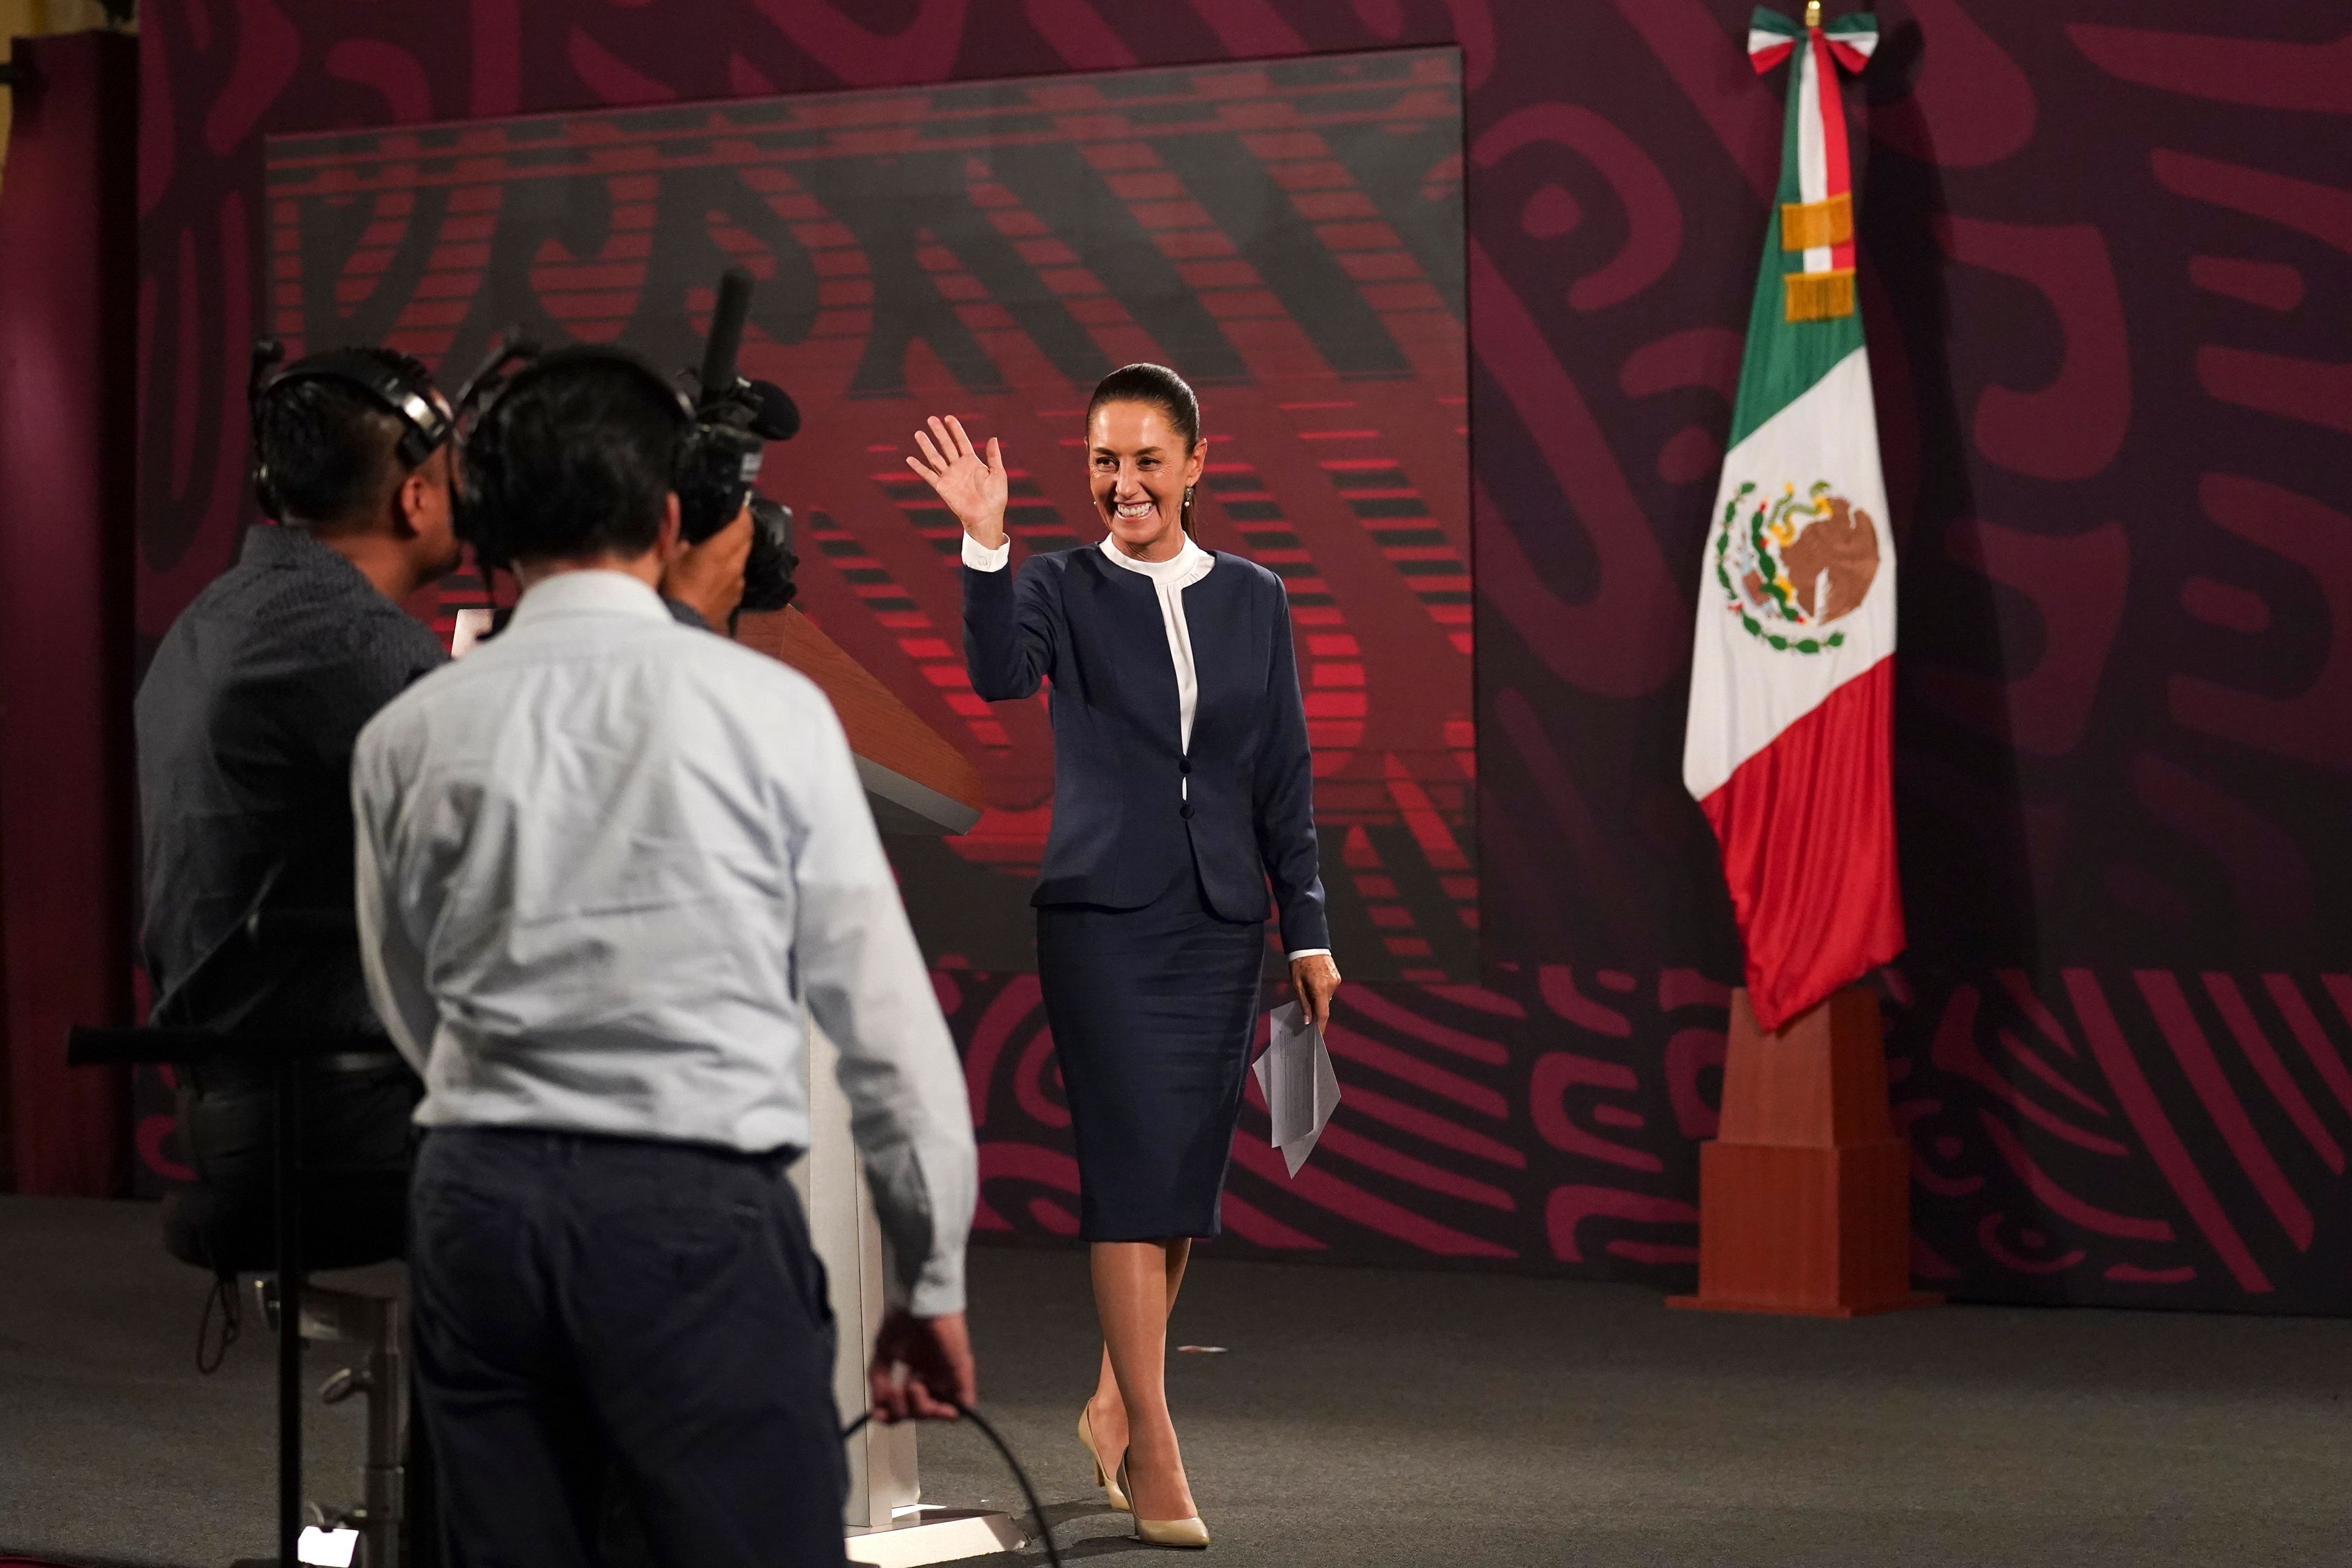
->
[353, 349, 976, 1566]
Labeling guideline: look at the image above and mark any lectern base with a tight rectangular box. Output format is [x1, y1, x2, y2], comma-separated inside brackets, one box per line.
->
[846, 1506, 1026, 1566]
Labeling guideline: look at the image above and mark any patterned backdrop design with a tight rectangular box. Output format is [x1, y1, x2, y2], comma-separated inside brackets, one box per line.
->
[134, 2, 2352, 1314]
[260, 50, 1475, 982]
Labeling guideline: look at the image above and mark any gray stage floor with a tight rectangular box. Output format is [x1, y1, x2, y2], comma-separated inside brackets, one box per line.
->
[4, 1194, 2349, 1567]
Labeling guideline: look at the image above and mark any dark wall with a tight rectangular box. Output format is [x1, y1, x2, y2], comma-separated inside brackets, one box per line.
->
[2, 30, 138, 1196]
[135, 1, 2352, 1311]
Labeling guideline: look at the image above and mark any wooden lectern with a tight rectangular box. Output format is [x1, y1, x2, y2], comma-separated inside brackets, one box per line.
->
[734, 606, 985, 837]
[1670, 986, 1936, 1317]
[737, 606, 1022, 1559]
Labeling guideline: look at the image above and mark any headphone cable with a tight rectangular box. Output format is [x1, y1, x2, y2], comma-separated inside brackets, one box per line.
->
[841, 1403, 1066, 1568]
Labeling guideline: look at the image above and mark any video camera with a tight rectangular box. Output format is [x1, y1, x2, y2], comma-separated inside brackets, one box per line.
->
[675, 266, 801, 614]
[451, 266, 801, 614]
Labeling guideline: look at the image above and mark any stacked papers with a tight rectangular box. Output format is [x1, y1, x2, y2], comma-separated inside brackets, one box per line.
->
[1253, 1001, 1341, 1175]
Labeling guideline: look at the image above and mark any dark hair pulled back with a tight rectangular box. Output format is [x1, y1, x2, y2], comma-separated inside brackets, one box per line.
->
[1086, 363, 1200, 450]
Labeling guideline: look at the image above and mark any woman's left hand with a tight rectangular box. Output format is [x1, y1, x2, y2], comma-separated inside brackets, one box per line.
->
[1290, 952, 1341, 1032]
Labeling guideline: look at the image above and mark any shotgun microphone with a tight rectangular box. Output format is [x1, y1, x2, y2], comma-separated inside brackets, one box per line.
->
[697, 266, 755, 409]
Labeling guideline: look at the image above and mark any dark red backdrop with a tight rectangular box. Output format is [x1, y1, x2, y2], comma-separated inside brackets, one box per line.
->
[134, 1, 2352, 1313]
[260, 50, 1477, 982]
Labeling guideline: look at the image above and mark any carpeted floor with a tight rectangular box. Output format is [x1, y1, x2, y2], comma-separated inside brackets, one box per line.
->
[3, 1194, 2348, 1566]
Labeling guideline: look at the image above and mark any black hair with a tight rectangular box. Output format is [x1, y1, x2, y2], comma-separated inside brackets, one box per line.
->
[252, 347, 435, 529]
[1085, 363, 1201, 454]
[463, 351, 683, 564]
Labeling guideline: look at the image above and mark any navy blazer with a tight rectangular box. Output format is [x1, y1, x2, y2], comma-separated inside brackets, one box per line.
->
[964, 545, 1330, 955]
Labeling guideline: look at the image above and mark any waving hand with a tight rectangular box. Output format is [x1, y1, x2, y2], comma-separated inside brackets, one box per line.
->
[906, 416, 1008, 550]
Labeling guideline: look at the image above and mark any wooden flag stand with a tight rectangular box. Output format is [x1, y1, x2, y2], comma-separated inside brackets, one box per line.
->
[1668, 986, 1938, 1317]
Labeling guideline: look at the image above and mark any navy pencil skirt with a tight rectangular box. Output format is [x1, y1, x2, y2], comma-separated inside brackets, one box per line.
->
[1037, 869, 1265, 1241]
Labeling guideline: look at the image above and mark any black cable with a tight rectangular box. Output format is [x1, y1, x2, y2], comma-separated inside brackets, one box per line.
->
[193, 1194, 241, 1376]
[195, 1268, 241, 1374]
[842, 1403, 1066, 1568]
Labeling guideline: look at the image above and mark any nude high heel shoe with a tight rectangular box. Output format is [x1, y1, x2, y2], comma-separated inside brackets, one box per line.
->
[1077, 1404, 1129, 1511]
[1117, 1460, 1210, 1549]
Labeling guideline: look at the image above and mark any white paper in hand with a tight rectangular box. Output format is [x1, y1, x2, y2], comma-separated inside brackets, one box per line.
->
[1254, 1001, 1341, 1175]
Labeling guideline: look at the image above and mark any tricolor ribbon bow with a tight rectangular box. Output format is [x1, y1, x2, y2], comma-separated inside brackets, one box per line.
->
[1749, 4, 1880, 321]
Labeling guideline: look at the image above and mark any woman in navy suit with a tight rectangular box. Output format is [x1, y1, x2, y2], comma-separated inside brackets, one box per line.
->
[908, 365, 1340, 1548]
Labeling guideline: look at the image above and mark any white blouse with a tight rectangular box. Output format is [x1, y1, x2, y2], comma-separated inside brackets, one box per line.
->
[962, 529, 1329, 963]
[1096, 533, 1215, 756]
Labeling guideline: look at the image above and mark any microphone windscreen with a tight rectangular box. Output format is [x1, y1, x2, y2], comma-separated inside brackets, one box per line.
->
[746, 379, 801, 440]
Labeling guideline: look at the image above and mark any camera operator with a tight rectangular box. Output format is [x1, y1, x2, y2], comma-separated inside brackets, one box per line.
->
[352, 347, 977, 1565]
[136, 344, 753, 1560]
[141, 344, 751, 1047]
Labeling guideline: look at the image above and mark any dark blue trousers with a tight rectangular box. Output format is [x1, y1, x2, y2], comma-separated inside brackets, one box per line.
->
[409, 1128, 845, 1567]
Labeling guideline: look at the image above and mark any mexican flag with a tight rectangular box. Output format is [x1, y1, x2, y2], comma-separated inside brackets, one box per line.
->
[1682, 4, 1902, 1033]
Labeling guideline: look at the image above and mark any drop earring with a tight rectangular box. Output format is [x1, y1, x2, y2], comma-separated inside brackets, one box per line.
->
[1182, 484, 1195, 535]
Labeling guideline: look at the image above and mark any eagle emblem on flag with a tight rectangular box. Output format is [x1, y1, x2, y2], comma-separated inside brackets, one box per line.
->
[1714, 478, 1883, 653]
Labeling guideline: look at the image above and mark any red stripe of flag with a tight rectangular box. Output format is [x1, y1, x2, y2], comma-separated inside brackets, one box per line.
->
[1812, 29, 1857, 272]
[1696, 656, 1904, 1031]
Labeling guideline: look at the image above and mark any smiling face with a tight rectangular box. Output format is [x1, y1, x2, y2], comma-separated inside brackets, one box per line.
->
[1088, 399, 1206, 562]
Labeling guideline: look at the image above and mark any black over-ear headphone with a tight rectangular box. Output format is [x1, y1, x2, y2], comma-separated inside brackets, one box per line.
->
[453, 343, 762, 572]
[247, 340, 453, 522]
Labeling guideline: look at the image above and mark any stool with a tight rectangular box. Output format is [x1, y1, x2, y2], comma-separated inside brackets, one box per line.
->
[275, 1280, 405, 1567]
[69, 1023, 406, 1568]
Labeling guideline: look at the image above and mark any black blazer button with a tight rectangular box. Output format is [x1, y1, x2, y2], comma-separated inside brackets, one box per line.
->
[1179, 758, 1192, 775]
[1180, 802, 1195, 820]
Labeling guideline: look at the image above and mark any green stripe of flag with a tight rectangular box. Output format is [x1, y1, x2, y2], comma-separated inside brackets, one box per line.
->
[1725, 22, 1864, 452]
